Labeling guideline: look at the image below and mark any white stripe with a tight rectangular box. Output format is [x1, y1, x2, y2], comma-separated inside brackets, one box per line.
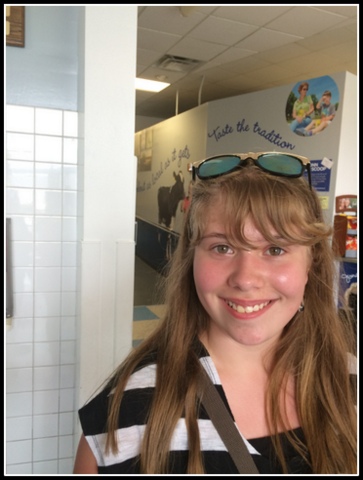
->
[124, 364, 157, 391]
[87, 425, 145, 467]
[171, 418, 260, 455]
[115, 356, 221, 393]
[109, 364, 157, 397]
[87, 419, 260, 467]
[199, 355, 222, 384]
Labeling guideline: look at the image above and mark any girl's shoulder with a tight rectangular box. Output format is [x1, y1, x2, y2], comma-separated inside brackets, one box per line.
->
[79, 352, 159, 434]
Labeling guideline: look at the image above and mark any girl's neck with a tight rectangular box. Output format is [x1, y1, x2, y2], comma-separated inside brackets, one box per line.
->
[199, 330, 275, 375]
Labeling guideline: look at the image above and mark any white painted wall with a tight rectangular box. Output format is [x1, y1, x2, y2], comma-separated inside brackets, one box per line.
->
[334, 72, 358, 197]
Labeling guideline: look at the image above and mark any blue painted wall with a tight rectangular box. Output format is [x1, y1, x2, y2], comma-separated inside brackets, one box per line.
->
[6, 6, 80, 111]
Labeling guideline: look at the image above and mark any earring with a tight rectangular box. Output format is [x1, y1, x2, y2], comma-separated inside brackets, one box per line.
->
[298, 302, 305, 312]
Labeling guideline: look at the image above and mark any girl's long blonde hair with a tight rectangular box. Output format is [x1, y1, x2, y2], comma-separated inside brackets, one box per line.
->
[105, 164, 357, 474]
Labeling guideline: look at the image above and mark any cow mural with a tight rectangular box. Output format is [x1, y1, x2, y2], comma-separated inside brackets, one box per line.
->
[157, 171, 185, 230]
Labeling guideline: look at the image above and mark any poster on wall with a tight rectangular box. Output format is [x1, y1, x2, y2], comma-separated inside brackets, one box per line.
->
[286, 75, 339, 138]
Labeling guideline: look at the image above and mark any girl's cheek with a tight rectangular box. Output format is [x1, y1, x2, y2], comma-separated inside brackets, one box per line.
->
[273, 267, 308, 292]
[194, 255, 219, 288]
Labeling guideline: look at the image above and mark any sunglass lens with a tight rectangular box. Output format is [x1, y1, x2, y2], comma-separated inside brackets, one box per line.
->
[257, 154, 303, 176]
[198, 155, 240, 179]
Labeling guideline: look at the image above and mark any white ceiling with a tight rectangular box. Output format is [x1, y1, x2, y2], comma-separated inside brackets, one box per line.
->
[135, 5, 357, 119]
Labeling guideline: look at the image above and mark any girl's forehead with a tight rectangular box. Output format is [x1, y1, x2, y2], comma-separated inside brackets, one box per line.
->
[200, 205, 278, 240]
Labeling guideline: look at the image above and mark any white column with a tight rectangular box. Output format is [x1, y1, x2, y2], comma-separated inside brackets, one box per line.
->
[77, 5, 137, 406]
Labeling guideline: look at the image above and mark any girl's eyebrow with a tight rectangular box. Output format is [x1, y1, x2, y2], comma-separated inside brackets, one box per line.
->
[199, 233, 228, 241]
[200, 232, 289, 243]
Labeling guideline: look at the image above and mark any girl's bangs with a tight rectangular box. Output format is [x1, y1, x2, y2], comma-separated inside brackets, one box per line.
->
[189, 169, 329, 248]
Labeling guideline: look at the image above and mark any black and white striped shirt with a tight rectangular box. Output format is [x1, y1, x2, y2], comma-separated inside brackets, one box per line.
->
[78, 345, 312, 474]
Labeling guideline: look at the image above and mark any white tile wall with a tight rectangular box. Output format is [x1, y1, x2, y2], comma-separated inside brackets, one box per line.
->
[6, 105, 79, 474]
[6, 318, 33, 344]
[6, 133, 34, 161]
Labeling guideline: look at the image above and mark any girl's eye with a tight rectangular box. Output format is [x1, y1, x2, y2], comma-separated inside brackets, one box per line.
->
[267, 246, 285, 256]
[213, 244, 233, 254]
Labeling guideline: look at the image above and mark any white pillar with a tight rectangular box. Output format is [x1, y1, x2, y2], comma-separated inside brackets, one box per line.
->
[77, 5, 137, 406]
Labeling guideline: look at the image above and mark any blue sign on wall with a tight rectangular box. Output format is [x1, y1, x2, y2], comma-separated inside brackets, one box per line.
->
[303, 159, 332, 192]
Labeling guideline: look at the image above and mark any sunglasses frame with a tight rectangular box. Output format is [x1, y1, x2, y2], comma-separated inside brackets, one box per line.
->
[191, 152, 312, 189]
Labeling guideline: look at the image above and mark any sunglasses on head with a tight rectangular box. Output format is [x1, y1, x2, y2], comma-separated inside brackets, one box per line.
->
[191, 152, 312, 189]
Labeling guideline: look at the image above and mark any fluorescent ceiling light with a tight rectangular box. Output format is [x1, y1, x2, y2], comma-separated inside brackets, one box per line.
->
[135, 78, 170, 92]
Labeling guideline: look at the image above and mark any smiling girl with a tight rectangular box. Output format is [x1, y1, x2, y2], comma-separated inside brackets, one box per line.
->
[74, 154, 356, 475]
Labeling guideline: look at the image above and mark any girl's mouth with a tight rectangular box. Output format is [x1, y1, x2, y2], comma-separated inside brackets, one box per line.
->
[226, 300, 270, 314]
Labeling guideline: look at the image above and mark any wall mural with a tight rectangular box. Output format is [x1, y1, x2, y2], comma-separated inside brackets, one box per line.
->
[286, 75, 339, 138]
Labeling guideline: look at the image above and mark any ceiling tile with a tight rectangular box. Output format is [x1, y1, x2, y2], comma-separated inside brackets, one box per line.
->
[222, 56, 272, 75]
[138, 6, 207, 35]
[242, 64, 293, 84]
[137, 48, 164, 68]
[296, 26, 357, 51]
[212, 5, 293, 26]
[254, 43, 310, 63]
[137, 28, 181, 52]
[195, 47, 257, 71]
[266, 6, 348, 37]
[312, 5, 357, 17]
[188, 16, 258, 45]
[236, 28, 303, 52]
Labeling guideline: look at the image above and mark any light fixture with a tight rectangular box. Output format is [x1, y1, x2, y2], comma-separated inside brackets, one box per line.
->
[135, 78, 170, 92]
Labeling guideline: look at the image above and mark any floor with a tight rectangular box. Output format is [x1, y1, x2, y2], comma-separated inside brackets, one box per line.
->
[133, 256, 165, 347]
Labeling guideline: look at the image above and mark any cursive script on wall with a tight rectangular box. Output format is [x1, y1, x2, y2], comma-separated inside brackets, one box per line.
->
[208, 117, 296, 151]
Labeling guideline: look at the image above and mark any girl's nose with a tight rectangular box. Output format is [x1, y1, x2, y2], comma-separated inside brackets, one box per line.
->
[227, 250, 265, 291]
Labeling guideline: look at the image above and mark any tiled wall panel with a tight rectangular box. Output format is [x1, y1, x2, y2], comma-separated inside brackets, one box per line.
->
[6, 105, 78, 474]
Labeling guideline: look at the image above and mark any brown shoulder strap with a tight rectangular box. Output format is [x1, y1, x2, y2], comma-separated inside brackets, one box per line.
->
[200, 371, 259, 474]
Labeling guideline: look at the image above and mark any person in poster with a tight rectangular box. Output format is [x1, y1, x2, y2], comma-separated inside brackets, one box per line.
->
[287, 75, 340, 138]
[289, 82, 315, 134]
[301, 90, 336, 136]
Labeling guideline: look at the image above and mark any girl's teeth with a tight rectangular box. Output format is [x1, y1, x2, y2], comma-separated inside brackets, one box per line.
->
[227, 301, 269, 313]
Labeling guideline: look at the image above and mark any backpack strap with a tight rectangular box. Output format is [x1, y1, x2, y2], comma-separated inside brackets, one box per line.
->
[199, 371, 259, 474]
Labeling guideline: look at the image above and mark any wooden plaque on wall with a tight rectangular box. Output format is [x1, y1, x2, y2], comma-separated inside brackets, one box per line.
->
[6, 6, 25, 48]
